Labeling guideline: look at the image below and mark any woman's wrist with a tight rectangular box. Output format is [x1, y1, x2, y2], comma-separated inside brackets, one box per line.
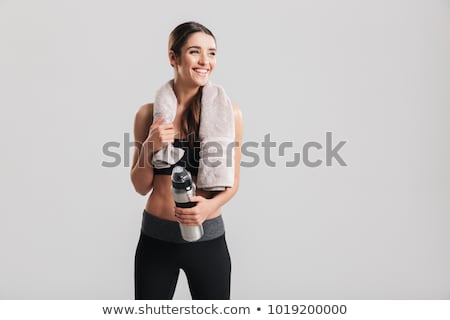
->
[207, 196, 222, 214]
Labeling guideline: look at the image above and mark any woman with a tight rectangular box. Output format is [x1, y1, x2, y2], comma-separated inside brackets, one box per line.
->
[131, 21, 243, 300]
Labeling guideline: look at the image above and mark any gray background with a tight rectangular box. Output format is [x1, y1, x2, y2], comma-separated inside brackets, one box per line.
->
[1, 0, 449, 299]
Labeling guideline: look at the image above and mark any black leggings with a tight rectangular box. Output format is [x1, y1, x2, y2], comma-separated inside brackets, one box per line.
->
[134, 232, 231, 300]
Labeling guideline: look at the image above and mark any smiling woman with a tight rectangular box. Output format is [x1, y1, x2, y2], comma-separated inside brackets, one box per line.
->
[169, 32, 217, 85]
[130, 21, 243, 300]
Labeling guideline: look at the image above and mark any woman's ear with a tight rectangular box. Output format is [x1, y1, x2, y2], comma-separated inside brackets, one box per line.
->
[168, 50, 177, 67]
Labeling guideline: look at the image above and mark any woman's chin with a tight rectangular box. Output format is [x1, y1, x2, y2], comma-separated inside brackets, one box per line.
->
[194, 78, 209, 87]
[191, 73, 210, 86]
[179, 75, 210, 88]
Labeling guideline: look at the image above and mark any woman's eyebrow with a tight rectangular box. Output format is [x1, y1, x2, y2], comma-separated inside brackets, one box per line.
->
[186, 45, 216, 51]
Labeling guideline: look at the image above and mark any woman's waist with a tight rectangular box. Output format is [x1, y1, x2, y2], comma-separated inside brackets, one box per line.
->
[146, 189, 222, 221]
[141, 209, 225, 243]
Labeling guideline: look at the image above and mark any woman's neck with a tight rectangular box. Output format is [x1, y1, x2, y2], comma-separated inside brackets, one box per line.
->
[172, 79, 200, 108]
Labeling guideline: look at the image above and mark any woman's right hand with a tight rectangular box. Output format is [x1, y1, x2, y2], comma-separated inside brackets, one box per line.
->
[144, 116, 176, 153]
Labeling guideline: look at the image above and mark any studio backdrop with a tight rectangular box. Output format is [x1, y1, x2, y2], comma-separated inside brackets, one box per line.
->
[1, 0, 449, 299]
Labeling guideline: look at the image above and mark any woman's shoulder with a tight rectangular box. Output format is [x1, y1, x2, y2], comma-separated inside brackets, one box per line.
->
[136, 102, 154, 118]
[133, 103, 154, 139]
[134, 103, 154, 124]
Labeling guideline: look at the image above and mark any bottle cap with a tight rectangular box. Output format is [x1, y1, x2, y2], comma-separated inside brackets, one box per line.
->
[171, 166, 192, 189]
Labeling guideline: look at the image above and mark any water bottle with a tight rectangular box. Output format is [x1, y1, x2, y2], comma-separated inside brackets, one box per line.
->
[171, 166, 204, 241]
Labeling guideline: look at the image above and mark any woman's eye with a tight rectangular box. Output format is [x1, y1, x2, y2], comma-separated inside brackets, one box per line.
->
[189, 50, 200, 54]
[208, 52, 216, 56]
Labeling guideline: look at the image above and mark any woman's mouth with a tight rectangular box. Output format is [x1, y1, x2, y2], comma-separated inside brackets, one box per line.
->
[193, 68, 209, 76]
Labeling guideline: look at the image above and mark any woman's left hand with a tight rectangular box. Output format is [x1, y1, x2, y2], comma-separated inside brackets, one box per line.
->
[174, 196, 218, 226]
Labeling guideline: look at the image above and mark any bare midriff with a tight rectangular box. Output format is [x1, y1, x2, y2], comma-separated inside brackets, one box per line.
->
[145, 175, 222, 222]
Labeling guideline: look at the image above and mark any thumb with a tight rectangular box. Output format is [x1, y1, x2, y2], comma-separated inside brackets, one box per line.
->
[152, 116, 165, 126]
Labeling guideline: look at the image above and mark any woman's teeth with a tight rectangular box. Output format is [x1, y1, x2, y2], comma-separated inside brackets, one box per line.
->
[194, 68, 208, 74]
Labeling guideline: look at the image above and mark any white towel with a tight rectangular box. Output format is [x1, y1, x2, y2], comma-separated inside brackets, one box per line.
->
[152, 81, 185, 169]
[152, 80, 235, 191]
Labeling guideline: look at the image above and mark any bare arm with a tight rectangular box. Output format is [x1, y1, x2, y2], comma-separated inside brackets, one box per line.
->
[130, 104, 155, 195]
[130, 104, 176, 195]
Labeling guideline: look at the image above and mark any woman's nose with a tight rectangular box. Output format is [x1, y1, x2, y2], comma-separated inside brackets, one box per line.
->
[198, 53, 209, 65]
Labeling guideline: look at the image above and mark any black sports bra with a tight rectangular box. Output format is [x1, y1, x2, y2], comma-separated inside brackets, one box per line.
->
[153, 139, 200, 176]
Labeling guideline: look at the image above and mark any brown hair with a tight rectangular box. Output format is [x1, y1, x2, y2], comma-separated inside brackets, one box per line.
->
[168, 21, 216, 146]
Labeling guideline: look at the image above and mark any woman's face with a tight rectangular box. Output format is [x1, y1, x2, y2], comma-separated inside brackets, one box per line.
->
[170, 32, 217, 87]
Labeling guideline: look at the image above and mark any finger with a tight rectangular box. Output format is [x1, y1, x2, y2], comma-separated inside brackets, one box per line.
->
[159, 123, 174, 130]
[160, 130, 176, 139]
[160, 135, 175, 143]
[159, 128, 175, 135]
[175, 208, 197, 216]
[158, 131, 175, 144]
[178, 215, 201, 224]
[180, 221, 201, 226]
[188, 196, 203, 202]
[157, 128, 175, 138]
[174, 207, 184, 215]
[178, 212, 198, 218]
